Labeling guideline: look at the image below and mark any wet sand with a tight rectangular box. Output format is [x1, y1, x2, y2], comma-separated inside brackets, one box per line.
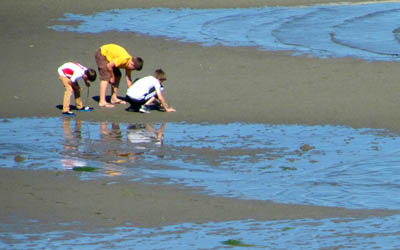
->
[1, 0, 400, 229]
[2, 0, 400, 131]
[0, 169, 397, 231]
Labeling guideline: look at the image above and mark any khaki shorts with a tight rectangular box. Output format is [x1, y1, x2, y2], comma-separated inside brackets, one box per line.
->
[95, 48, 122, 81]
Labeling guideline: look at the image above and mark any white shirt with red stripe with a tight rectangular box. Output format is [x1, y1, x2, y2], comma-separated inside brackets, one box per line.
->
[58, 62, 87, 82]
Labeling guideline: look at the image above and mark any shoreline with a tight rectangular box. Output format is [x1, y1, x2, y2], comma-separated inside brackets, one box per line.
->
[1, 168, 398, 230]
[2, 0, 400, 231]
[2, 0, 400, 132]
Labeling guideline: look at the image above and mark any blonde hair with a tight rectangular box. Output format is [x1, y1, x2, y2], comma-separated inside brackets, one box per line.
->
[153, 69, 166, 81]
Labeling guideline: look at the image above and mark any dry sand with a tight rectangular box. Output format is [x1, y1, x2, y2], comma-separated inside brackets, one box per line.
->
[1, 0, 400, 230]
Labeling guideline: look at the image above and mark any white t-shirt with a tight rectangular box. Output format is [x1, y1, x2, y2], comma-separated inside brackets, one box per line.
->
[126, 76, 162, 101]
[58, 62, 87, 82]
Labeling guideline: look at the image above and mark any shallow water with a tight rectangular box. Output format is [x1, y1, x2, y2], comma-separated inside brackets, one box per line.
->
[2, 117, 400, 210]
[2, 117, 400, 248]
[51, 2, 400, 61]
[2, 215, 400, 249]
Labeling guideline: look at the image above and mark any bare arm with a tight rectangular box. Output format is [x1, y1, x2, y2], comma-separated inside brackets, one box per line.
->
[156, 89, 176, 112]
[68, 79, 81, 92]
[84, 79, 91, 87]
[125, 69, 133, 88]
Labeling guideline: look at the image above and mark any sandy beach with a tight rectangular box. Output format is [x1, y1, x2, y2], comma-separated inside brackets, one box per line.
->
[3, 0, 400, 131]
[1, 0, 400, 232]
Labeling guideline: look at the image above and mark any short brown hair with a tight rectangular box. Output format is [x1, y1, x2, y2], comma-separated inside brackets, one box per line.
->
[153, 69, 166, 81]
[85, 68, 97, 81]
[133, 57, 143, 71]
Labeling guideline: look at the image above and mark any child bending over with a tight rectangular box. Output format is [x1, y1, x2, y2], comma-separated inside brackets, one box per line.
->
[58, 62, 97, 116]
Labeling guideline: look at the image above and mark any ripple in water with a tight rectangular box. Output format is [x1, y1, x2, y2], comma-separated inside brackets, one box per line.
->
[2, 215, 400, 249]
[51, 2, 400, 61]
[2, 117, 400, 210]
[2, 117, 400, 248]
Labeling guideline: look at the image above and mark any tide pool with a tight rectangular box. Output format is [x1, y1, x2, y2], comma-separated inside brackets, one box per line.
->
[2, 117, 400, 249]
[51, 2, 400, 61]
[1, 117, 400, 210]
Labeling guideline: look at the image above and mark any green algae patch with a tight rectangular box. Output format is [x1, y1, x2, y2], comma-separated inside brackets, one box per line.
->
[280, 166, 297, 171]
[14, 154, 25, 163]
[222, 239, 256, 247]
[72, 166, 98, 172]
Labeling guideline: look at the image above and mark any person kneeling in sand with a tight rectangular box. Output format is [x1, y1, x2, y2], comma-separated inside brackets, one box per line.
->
[58, 62, 97, 116]
[95, 43, 143, 108]
[126, 69, 176, 113]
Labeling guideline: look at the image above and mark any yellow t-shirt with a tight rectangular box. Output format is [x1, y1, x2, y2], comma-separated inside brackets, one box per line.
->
[100, 44, 132, 68]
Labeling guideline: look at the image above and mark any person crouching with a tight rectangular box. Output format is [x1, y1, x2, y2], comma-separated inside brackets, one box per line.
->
[126, 69, 176, 113]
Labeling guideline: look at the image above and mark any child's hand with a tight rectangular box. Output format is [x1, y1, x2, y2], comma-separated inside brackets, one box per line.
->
[166, 107, 176, 112]
[109, 76, 115, 84]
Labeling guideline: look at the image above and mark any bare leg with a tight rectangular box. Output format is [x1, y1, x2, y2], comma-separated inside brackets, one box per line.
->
[99, 80, 114, 108]
[111, 76, 126, 104]
[144, 97, 156, 106]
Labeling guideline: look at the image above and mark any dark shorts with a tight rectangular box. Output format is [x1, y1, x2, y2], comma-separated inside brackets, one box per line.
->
[95, 48, 122, 81]
[126, 95, 146, 111]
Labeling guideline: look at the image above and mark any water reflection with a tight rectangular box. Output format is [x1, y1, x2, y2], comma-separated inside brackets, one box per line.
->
[100, 121, 123, 142]
[59, 118, 167, 176]
[2, 117, 400, 210]
[61, 118, 87, 169]
[2, 117, 400, 249]
[127, 122, 165, 146]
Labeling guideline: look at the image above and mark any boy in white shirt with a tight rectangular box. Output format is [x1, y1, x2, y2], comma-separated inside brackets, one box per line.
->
[126, 69, 176, 113]
[58, 62, 97, 116]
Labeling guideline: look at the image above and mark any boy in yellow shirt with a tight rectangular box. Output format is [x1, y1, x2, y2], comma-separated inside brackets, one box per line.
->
[95, 44, 143, 108]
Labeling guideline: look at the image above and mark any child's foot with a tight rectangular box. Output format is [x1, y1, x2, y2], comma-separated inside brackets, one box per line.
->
[77, 106, 93, 112]
[99, 103, 114, 108]
[111, 99, 127, 105]
[139, 105, 151, 114]
[62, 111, 75, 117]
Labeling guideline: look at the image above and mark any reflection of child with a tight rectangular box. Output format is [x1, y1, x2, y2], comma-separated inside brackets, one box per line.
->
[127, 122, 166, 145]
[61, 117, 87, 169]
[126, 69, 176, 113]
[58, 62, 97, 116]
